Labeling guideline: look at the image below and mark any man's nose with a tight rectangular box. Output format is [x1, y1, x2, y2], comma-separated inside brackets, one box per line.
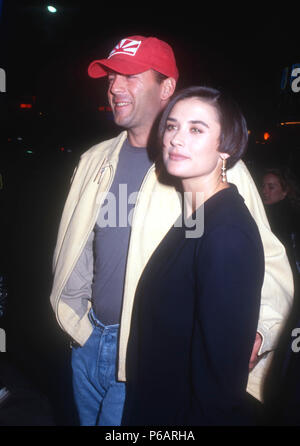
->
[109, 74, 127, 94]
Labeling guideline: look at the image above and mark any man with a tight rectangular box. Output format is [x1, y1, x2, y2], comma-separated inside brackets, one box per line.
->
[50, 35, 293, 426]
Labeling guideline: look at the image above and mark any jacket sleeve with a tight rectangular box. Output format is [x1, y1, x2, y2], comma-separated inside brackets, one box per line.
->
[227, 160, 294, 357]
[190, 224, 264, 425]
[59, 230, 94, 314]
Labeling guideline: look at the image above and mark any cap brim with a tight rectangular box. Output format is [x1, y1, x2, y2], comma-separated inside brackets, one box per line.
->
[88, 57, 151, 78]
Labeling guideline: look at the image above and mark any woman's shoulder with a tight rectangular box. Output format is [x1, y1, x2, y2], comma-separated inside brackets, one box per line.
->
[204, 184, 250, 219]
[203, 184, 260, 237]
[193, 186, 264, 269]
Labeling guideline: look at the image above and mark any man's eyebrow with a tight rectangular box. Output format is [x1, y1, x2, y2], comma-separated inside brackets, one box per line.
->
[166, 117, 209, 128]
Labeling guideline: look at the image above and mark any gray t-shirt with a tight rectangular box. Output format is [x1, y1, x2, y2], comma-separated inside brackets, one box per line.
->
[91, 139, 153, 325]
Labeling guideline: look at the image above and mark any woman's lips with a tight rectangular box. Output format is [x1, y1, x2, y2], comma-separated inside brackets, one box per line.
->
[169, 152, 190, 161]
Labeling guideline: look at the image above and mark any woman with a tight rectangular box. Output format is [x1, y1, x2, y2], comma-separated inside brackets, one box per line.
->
[122, 87, 265, 426]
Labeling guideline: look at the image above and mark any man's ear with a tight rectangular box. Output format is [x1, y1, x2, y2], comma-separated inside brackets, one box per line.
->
[161, 77, 177, 101]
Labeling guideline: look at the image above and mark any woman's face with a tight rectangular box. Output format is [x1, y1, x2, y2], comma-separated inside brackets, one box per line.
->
[262, 173, 287, 205]
[162, 97, 228, 181]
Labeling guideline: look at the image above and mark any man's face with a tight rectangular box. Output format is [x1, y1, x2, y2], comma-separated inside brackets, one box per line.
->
[107, 70, 165, 135]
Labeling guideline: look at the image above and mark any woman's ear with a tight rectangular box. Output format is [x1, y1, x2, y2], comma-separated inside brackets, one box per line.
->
[161, 77, 177, 101]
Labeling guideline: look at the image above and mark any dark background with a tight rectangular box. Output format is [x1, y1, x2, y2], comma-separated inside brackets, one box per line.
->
[0, 0, 299, 425]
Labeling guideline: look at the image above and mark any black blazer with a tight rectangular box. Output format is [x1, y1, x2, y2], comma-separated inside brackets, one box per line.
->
[122, 185, 264, 426]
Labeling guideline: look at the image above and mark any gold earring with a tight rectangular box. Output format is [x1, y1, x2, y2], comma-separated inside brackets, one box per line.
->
[221, 158, 227, 183]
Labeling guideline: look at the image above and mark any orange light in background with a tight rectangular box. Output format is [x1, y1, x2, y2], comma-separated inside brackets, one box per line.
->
[263, 132, 271, 141]
[280, 121, 300, 126]
[20, 103, 32, 109]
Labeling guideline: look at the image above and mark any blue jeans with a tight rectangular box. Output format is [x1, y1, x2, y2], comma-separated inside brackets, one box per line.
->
[71, 309, 126, 426]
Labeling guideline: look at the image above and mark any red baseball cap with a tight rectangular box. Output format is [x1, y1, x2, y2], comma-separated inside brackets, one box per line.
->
[88, 35, 179, 81]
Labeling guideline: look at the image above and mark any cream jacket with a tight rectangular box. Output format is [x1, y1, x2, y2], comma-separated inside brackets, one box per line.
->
[50, 131, 294, 402]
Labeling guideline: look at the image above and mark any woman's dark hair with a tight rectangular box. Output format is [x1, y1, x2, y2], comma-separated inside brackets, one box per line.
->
[158, 86, 248, 169]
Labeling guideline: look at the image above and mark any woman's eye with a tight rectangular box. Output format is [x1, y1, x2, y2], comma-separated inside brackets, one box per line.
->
[191, 127, 202, 134]
[166, 124, 177, 131]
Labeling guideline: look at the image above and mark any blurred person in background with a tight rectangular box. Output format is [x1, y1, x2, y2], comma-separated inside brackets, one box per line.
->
[262, 167, 300, 283]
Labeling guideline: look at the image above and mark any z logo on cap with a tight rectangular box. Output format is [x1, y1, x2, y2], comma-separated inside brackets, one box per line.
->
[108, 39, 142, 59]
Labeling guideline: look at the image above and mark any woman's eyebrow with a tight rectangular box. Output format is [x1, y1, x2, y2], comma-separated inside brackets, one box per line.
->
[167, 117, 209, 128]
[189, 120, 209, 128]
